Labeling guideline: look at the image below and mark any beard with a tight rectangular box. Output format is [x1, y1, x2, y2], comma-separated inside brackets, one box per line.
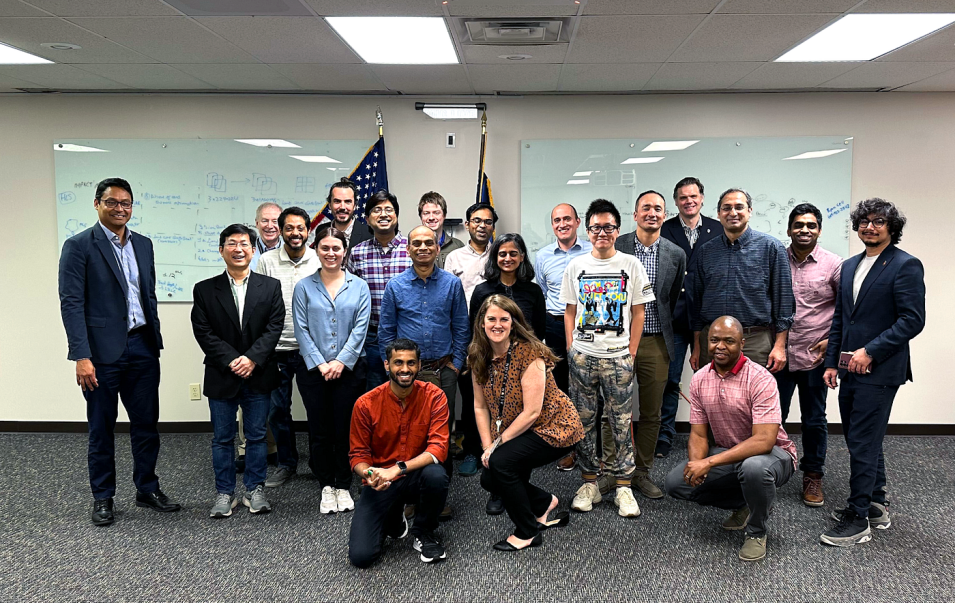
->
[389, 370, 417, 387]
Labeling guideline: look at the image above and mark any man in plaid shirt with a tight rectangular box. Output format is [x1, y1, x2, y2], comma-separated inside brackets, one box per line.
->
[664, 315, 797, 562]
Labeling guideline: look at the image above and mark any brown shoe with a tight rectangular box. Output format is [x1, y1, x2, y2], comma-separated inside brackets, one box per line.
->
[404, 504, 415, 519]
[557, 451, 576, 471]
[802, 472, 824, 507]
[439, 504, 454, 522]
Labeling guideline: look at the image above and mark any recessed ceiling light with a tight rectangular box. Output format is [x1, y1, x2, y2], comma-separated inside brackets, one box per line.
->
[573, 171, 593, 177]
[54, 143, 108, 152]
[567, 179, 590, 185]
[499, 54, 532, 61]
[642, 140, 699, 152]
[326, 17, 458, 64]
[235, 139, 301, 148]
[783, 149, 847, 160]
[621, 157, 664, 164]
[290, 155, 341, 163]
[777, 13, 955, 62]
[0, 42, 52, 64]
[40, 42, 81, 51]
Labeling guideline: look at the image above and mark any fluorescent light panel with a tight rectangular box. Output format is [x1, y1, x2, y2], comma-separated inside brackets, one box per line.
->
[642, 140, 698, 152]
[326, 17, 458, 64]
[567, 179, 590, 185]
[54, 143, 108, 152]
[777, 13, 955, 62]
[621, 157, 664, 164]
[290, 155, 340, 163]
[783, 149, 847, 160]
[0, 42, 52, 64]
[423, 107, 478, 119]
[573, 171, 593, 177]
[235, 139, 301, 148]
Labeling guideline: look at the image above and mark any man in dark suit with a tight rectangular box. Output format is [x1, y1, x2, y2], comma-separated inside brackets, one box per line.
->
[655, 176, 721, 458]
[821, 198, 925, 547]
[615, 190, 686, 499]
[58, 177, 180, 526]
[309, 178, 372, 251]
[191, 224, 285, 518]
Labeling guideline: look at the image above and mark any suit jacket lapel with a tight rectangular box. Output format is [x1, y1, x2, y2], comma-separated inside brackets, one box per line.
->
[656, 241, 672, 298]
[93, 225, 128, 295]
[130, 232, 152, 298]
[215, 274, 242, 332]
[241, 273, 264, 332]
[853, 246, 896, 312]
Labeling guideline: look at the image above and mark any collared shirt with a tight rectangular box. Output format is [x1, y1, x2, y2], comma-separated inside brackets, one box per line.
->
[345, 232, 412, 328]
[250, 237, 281, 271]
[349, 381, 451, 473]
[444, 242, 491, 306]
[379, 266, 470, 370]
[680, 215, 701, 249]
[633, 237, 662, 335]
[689, 354, 798, 469]
[534, 237, 593, 316]
[787, 244, 842, 371]
[690, 228, 795, 333]
[254, 246, 321, 351]
[292, 270, 370, 370]
[228, 272, 250, 324]
[98, 222, 146, 331]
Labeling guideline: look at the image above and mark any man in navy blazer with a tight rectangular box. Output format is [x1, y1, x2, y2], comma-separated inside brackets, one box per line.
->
[58, 177, 180, 526]
[655, 177, 721, 458]
[821, 198, 925, 547]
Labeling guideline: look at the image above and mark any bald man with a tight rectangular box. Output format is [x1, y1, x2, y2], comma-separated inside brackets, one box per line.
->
[664, 316, 797, 562]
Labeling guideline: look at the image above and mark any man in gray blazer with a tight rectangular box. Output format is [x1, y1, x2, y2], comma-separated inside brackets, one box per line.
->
[615, 190, 686, 499]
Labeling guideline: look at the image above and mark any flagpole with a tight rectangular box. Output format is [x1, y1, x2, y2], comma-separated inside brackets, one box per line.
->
[477, 110, 487, 204]
[377, 106, 384, 139]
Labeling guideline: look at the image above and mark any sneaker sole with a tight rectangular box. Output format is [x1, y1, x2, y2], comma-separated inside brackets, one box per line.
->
[820, 529, 872, 547]
[722, 514, 750, 531]
[873, 519, 891, 530]
[243, 499, 272, 514]
[320, 507, 337, 514]
[803, 498, 825, 508]
[210, 499, 238, 518]
[739, 550, 766, 562]
[614, 504, 641, 518]
[92, 516, 114, 527]
[419, 552, 447, 563]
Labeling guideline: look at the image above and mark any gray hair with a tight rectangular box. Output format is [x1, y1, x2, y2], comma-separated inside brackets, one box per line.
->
[718, 188, 752, 209]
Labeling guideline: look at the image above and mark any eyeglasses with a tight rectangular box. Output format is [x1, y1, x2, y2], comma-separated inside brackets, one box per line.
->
[469, 218, 495, 227]
[858, 218, 887, 229]
[587, 224, 619, 234]
[223, 242, 252, 250]
[101, 199, 133, 210]
[369, 206, 396, 216]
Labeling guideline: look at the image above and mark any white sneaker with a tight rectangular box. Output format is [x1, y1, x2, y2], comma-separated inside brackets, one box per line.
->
[571, 482, 602, 512]
[320, 486, 338, 514]
[336, 488, 355, 512]
[614, 487, 641, 517]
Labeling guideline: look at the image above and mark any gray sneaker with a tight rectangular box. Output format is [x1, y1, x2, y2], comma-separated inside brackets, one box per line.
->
[632, 473, 664, 499]
[722, 507, 751, 531]
[243, 485, 272, 514]
[831, 502, 891, 530]
[265, 466, 295, 488]
[209, 493, 237, 518]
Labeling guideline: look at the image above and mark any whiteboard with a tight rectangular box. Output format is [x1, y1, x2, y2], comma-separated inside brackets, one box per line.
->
[521, 136, 853, 262]
[54, 138, 372, 301]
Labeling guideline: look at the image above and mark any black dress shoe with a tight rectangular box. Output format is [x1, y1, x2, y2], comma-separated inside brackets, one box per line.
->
[136, 489, 182, 513]
[486, 494, 505, 516]
[493, 533, 543, 551]
[235, 455, 246, 473]
[536, 510, 570, 531]
[92, 498, 114, 526]
[267, 452, 278, 466]
[654, 441, 672, 459]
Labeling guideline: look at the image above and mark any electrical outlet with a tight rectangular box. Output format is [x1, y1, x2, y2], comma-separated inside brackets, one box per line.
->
[189, 383, 202, 400]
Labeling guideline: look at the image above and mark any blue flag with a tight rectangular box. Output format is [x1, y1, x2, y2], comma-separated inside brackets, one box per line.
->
[311, 136, 388, 230]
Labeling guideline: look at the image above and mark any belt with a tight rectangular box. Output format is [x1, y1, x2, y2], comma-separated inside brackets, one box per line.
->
[128, 325, 149, 337]
[420, 356, 452, 371]
[547, 313, 563, 321]
[742, 326, 770, 335]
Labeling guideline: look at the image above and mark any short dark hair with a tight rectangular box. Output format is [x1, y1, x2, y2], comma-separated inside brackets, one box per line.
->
[366, 190, 399, 218]
[279, 206, 311, 230]
[585, 199, 621, 228]
[483, 233, 535, 283]
[313, 224, 348, 250]
[635, 190, 665, 208]
[673, 177, 704, 199]
[718, 188, 753, 209]
[851, 197, 906, 245]
[327, 178, 359, 204]
[788, 203, 822, 230]
[418, 191, 447, 217]
[466, 202, 499, 223]
[95, 178, 134, 204]
[385, 338, 420, 361]
[219, 223, 257, 248]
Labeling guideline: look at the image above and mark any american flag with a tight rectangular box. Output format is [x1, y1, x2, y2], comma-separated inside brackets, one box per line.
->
[310, 136, 389, 230]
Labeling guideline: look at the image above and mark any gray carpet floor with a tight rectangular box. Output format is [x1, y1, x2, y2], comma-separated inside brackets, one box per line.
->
[1, 432, 953, 602]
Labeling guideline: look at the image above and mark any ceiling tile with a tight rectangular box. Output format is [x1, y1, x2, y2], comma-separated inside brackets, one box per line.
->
[449, 4, 578, 17]
[268, 63, 386, 91]
[76, 63, 215, 89]
[877, 24, 955, 62]
[851, 0, 955, 12]
[369, 64, 472, 94]
[718, 0, 857, 13]
[0, 1, 49, 17]
[819, 61, 955, 89]
[463, 43, 567, 64]
[731, 62, 859, 89]
[304, 0, 443, 16]
[196, 16, 360, 63]
[670, 14, 834, 62]
[558, 63, 660, 91]
[0, 17, 156, 63]
[643, 61, 760, 90]
[893, 67, 955, 91]
[469, 63, 560, 92]
[22, 0, 182, 16]
[567, 15, 705, 63]
[171, 63, 300, 89]
[0, 63, 126, 88]
[0, 70, 44, 88]
[583, 0, 720, 15]
[68, 17, 256, 64]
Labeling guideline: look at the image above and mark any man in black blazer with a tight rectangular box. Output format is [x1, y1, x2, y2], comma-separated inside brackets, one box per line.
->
[821, 199, 925, 547]
[308, 178, 372, 251]
[191, 224, 285, 518]
[655, 177, 721, 458]
[58, 177, 180, 526]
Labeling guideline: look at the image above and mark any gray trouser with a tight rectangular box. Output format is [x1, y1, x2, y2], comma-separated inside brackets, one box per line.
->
[664, 446, 794, 537]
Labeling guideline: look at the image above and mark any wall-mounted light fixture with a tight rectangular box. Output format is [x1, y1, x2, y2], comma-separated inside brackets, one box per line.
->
[415, 102, 487, 120]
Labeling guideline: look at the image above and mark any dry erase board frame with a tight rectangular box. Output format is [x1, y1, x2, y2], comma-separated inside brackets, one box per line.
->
[54, 138, 372, 301]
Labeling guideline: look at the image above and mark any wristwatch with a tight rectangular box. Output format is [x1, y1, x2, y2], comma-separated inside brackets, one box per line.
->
[397, 461, 408, 475]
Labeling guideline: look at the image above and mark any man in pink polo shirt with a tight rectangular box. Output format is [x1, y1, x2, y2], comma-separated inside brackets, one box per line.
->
[665, 315, 797, 562]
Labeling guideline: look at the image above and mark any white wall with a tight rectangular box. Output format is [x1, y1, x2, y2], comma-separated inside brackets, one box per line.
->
[0, 92, 949, 424]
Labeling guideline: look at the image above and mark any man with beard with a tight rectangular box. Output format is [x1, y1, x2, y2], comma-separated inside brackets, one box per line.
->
[348, 338, 450, 567]
[254, 207, 321, 488]
[418, 191, 463, 269]
[309, 178, 372, 250]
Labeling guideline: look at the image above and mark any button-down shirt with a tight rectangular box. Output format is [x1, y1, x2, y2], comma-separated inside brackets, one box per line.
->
[255, 246, 321, 351]
[345, 232, 412, 329]
[689, 354, 798, 469]
[681, 215, 701, 249]
[787, 244, 842, 371]
[349, 381, 450, 473]
[379, 266, 470, 370]
[292, 270, 370, 370]
[534, 237, 593, 315]
[228, 272, 250, 324]
[444, 242, 491, 306]
[250, 237, 281, 271]
[690, 228, 795, 333]
[99, 222, 146, 331]
[634, 237, 662, 335]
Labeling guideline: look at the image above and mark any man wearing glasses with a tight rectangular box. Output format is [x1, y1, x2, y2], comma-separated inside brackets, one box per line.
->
[444, 203, 498, 306]
[559, 199, 655, 518]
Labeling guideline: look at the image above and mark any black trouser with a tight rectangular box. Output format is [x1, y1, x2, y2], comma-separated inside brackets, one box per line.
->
[348, 464, 449, 568]
[480, 431, 572, 539]
[775, 363, 828, 475]
[457, 370, 482, 457]
[545, 314, 569, 394]
[297, 358, 367, 489]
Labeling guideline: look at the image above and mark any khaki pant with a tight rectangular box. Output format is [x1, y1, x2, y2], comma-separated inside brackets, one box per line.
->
[237, 407, 277, 456]
[632, 335, 669, 473]
[697, 324, 774, 369]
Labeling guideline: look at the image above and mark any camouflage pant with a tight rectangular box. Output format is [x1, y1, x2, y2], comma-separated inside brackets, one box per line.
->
[568, 350, 635, 486]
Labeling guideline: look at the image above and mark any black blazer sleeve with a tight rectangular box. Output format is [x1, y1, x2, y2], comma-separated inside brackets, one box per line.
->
[58, 235, 91, 361]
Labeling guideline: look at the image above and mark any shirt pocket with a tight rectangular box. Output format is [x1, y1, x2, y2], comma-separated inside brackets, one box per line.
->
[796, 276, 828, 301]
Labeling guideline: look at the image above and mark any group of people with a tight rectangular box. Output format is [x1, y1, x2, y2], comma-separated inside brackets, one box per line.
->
[58, 173, 925, 566]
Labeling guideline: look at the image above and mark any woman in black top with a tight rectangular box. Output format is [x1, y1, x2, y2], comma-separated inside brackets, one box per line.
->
[470, 233, 547, 341]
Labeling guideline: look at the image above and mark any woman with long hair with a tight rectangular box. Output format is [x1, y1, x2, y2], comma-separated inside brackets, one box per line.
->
[469, 295, 584, 551]
[470, 233, 546, 341]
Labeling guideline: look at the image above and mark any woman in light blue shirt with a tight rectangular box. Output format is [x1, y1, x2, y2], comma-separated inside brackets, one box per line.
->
[293, 226, 371, 515]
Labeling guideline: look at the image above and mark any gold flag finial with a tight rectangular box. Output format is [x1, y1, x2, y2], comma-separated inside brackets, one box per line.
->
[376, 106, 384, 136]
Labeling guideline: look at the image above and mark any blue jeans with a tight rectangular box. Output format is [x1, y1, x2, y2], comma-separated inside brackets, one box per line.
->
[209, 384, 270, 494]
[363, 330, 388, 392]
[775, 363, 828, 475]
[269, 350, 305, 470]
[657, 331, 691, 448]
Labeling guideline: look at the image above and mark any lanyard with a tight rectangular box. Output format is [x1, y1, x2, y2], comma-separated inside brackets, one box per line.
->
[491, 347, 512, 433]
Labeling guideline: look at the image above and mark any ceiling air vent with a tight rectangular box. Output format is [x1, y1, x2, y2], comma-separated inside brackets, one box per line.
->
[464, 19, 565, 44]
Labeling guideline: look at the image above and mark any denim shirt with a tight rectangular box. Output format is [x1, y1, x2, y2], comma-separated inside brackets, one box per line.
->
[292, 270, 371, 370]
